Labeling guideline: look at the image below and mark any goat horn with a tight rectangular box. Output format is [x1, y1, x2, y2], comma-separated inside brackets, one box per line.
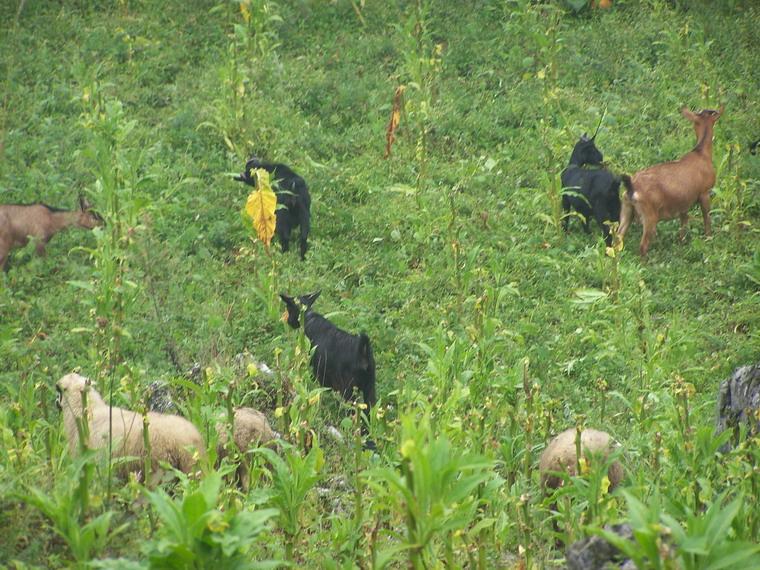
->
[591, 105, 607, 140]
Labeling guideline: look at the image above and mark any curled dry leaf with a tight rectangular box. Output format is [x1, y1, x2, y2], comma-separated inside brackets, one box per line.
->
[384, 85, 406, 158]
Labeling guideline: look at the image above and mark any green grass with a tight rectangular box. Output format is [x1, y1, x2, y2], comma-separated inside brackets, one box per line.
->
[1, 0, 759, 567]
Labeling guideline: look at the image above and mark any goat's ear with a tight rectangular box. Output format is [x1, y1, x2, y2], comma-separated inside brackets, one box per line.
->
[715, 105, 725, 119]
[279, 293, 294, 305]
[681, 107, 697, 121]
[301, 290, 321, 308]
[580, 133, 589, 142]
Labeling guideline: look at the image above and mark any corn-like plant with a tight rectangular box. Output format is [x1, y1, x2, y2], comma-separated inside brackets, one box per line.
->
[594, 490, 760, 570]
[143, 471, 278, 569]
[255, 442, 324, 563]
[18, 455, 125, 569]
[366, 415, 495, 569]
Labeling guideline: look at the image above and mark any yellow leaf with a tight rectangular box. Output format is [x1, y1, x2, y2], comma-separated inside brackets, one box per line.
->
[239, 1, 251, 23]
[244, 169, 277, 248]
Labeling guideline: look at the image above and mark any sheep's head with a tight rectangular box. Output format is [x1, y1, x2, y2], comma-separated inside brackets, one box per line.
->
[569, 134, 604, 167]
[56, 373, 91, 411]
[280, 291, 321, 329]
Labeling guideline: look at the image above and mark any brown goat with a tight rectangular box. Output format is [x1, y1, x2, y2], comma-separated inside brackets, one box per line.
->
[618, 106, 723, 256]
[0, 196, 102, 271]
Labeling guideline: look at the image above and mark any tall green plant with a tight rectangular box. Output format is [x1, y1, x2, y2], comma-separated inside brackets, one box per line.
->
[595, 490, 760, 570]
[19, 456, 125, 569]
[366, 415, 495, 569]
[255, 443, 324, 562]
[143, 471, 278, 569]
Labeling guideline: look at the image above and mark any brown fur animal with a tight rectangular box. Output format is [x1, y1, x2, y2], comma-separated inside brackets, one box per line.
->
[618, 106, 723, 256]
[56, 373, 204, 483]
[216, 407, 278, 490]
[0, 196, 102, 271]
[539, 428, 623, 491]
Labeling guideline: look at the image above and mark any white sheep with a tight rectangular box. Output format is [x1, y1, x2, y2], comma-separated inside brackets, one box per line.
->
[216, 407, 278, 490]
[56, 373, 204, 483]
[539, 428, 623, 491]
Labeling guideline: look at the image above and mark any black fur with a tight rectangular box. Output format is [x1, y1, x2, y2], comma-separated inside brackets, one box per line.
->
[235, 158, 311, 260]
[750, 138, 759, 156]
[561, 135, 621, 246]
[280, 291, 377, 421]
[621, 174, 634, 198]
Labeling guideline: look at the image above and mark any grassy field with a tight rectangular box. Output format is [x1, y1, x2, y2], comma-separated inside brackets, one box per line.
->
[1, 0, 759, 567]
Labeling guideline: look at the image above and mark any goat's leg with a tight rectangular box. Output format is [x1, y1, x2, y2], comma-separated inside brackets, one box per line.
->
[593, 205, 614, 246]
[618, 199, 634, 239]
[639, 219, 656, 257]
[679, 213, 689, 242]
[561, 196, 571, 231]
[0, 240, 8, 271]
[298, 207, 310, 261]
[699, 193, 712, 236]
[276, 220, 290, 253]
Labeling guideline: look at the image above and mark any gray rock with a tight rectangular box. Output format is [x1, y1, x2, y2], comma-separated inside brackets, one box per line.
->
[716, 363, 760, 451]
[146, 380, 177, 414]
[565, 524, 633, 570]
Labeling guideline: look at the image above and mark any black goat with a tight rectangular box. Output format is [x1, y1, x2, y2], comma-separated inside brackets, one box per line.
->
[280, 291, 376, 421]
[750, 138, 760, 155]
[561, 134, 621, 246]
[234, 158, 311, 260]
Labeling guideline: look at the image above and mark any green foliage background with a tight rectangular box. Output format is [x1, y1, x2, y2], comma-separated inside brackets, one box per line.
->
[1, 0, 758, 567]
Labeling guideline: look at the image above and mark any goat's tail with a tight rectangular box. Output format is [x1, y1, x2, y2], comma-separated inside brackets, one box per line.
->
[621, 174, 635, 199]
[359, 333, 372, 353]
[358, 333, 376, 405]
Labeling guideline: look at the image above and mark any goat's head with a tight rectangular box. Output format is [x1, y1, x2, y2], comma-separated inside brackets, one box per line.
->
[681, 105, 723, 132]
[234, 157, 265, 186]
[569, 134, 604, 167]
[76, 195, 104, 229]
[280, 291, 321, 329]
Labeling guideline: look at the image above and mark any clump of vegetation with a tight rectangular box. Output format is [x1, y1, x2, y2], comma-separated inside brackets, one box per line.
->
[1, 0, 759, 567]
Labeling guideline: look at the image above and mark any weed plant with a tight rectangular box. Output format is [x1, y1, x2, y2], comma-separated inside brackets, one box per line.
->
[1, 0, 759, 568]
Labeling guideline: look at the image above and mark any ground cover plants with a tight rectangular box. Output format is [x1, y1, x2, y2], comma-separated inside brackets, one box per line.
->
[1, 0, 759, 567]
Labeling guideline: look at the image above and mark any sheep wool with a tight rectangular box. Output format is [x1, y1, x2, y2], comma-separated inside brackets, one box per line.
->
[539, 428, 623, 491]
[216, 407, 278, 490]
[56, 373, 204, 480]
